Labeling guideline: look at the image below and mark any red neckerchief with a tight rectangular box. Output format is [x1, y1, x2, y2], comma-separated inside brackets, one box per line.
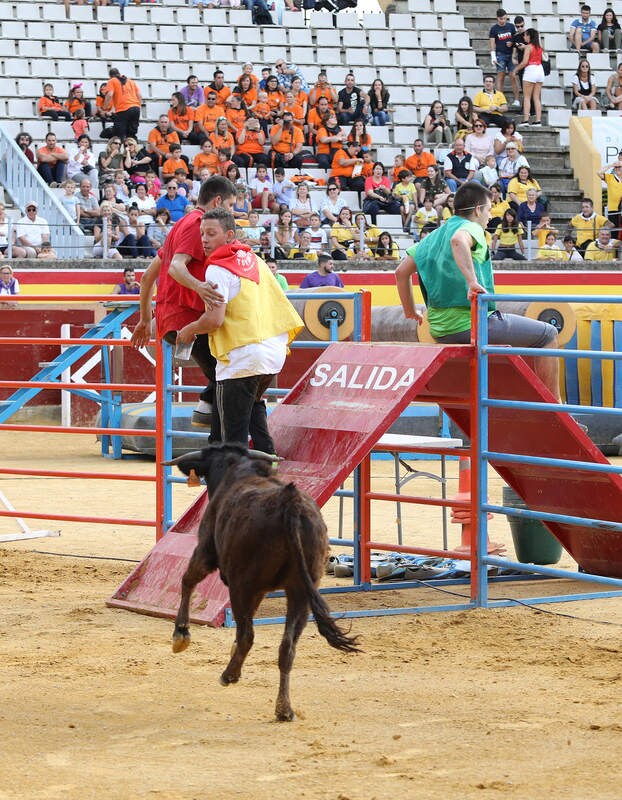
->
[208, 241, 259, 283]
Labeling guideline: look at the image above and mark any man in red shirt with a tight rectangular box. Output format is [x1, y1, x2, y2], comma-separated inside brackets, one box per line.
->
[131, 176, 236, 433]
[404, 138, 437, 191]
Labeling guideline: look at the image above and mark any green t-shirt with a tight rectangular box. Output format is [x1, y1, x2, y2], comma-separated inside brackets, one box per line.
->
[407, 215, 495, 338]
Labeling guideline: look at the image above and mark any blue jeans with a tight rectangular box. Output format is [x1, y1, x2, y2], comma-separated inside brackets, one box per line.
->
[243, 0, 270, 13]
[372, 110, 390, 126]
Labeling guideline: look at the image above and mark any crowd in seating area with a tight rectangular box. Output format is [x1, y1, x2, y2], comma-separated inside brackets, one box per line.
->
[2, 3, 622, 264]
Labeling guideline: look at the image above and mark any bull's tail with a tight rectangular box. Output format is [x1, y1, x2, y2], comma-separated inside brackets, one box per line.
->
[280, 483, 360, 654]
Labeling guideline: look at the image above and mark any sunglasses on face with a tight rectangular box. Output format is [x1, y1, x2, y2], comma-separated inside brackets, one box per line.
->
[27, 206, 36, 211]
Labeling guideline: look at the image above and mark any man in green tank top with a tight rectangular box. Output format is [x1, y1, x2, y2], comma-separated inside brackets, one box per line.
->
[395, 182, 561, 400]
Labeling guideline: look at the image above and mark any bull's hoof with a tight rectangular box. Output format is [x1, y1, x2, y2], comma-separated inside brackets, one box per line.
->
[172, 628, 191, 653]
[275, 707, 295, 722]
[219, 672, 239, 686]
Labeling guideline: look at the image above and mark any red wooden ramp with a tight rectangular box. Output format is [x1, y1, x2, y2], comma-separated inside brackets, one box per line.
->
[107, 343, 622, 624]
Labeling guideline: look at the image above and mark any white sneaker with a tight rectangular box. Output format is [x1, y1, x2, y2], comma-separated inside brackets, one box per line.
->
[511, 100, 521, 109]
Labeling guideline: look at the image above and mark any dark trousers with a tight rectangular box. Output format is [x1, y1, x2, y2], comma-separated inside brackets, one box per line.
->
[271, 150, 303, 170]
[112, 106, 140, 140]
[41, 109, 72, 121]
[117, 234, 156, 259]
[38, 161, 66, 185]
[216, 373, 275, 455]
[164, 331, 220, 441]
[232, 152, 269, 168]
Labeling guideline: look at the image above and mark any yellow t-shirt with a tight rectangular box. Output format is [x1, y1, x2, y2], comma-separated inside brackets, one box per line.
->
[494, 223, 524, 248]
[506, 177, 541, 205]
[584, 239, 619, 260]
[490, 199, 510, 220]
[473, 90, 507, 115]
[536, 226, 559, 247]
[393, 182, 417, 203]
[536, 244, 567, 260]
[413, 207, 439, 232]
[604, 172, 622, 212]
[570, 212, 609, 246]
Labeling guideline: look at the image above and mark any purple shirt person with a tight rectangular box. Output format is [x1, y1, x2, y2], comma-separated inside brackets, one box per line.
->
[179, 75, 204, 108]
[299, 254, 344, 288]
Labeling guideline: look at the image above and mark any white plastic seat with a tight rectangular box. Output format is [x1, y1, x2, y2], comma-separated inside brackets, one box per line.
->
[426, 50, 450, 67]
[18, 39, 44, 57]
[281, 10, 306, 27]
[335, 11, 360, 29]
[3, 58, 30, 77]
[420, 30, 443, 49]
[452, 49, 477, 68]
[446, 30, 470, 49]
[155, 43, 181, 62]
[7, 98, 36, 118]
[138, 62, 165, 80]
[433, 0, 456, 11]
[209, 43, 234, 62]
[432, 67, 457, 86]
[368, 29, 393, 48]
[289, 28, 312, 46]
[394, 30, 419, 48]
[372, 50, 398, 67]
[182, 43, 208, 63]
[149, 7, 177, 26]
[131, 24, 158, 42]
[158, 25, 184, 43]
[99, 42, 125, 61]
[381, 67, 405, 83]
[237, 45, 261, 64]
[1, 20, 26, 37]
[361, 13, 386, 29]
[27, 20, 53, 39]
[441, 14, 466, 30]
[342, 29, 367, 48]
[315, 28, 340, 48]
[308, 10, 335, 29]
[176, 7, 202, 25]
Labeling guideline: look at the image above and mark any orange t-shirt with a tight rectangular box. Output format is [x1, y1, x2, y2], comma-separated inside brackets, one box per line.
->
[281, 102, 305, 129]
[38, 96, 64, 115]
[106, 76, 141, 113]
[307, 107, 327, 133]
[316, 126, 336, 156]
[404, 150, 436, 178]
[347, 132, 373, 148]
[266, 90, 284, 114]
[236, 129, 265, 155]
[192, 151, 219, 175]
[168, 107, 195, 134]
[293, 89, 308, 110]
[392, 164, 405, 183]
[147, 129, 180, 163]
[65, 97, 87, 116]
[206, 84, 231, 107]
[162, 157, 189, 177]
[269, 124, 303, 154]
[310, 86, 335, 109]
[253, 101, 272, 120]
[361, 161, 374, 178]
[237, 72, 259, 90]
[210, 131, 235, 155]
[235, 87, 257, 108]
[194, 103, 225, 134]
[331, 147, 355, 178]
[226, 107, 247, 136]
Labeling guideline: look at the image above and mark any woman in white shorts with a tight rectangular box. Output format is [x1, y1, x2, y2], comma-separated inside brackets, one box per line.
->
[512, 28, 545, 127]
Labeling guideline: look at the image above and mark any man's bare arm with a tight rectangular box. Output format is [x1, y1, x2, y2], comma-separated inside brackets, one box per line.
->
[395, 254, 423, 322]
[450, 229, 485, 300]
[130, 254, 161, 348]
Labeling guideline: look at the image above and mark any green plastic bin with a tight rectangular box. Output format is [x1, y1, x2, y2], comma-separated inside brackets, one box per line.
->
[502, 486, 563, 565]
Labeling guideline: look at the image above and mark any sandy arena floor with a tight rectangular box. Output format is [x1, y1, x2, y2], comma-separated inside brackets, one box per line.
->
[1, 430, 622, 800]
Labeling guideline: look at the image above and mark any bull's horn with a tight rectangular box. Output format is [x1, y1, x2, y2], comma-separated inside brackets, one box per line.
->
[161, 450, 204, 467]
[246, 449, 285, 462]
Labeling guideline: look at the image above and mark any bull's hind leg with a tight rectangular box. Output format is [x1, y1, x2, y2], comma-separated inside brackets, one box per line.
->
[275, 591, 310, 722]
[220, 589, 263, 686]
[172, 542, 217, 653]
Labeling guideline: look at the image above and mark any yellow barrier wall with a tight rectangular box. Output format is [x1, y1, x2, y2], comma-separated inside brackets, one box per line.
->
[569, 117, 603, 213]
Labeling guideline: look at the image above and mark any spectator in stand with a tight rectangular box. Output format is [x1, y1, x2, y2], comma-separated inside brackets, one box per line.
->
[316, 110, 346, 170]
[279, 91, 305, 133]
[162, 145, 191, 189]
[306, 212, 331, 252]
[117, 207, 156, 259]
[206, 69, 232, 108]
[362, 162, 401, 224]
[337, 73, 370, 126]
[464, 119, 495, 165]
[271, 167, 296, 211]
[237, 63, 260, 91]
[269, 112, 303, 169]
[331, 141, 365, 193]
[568, 4, 600, 53]
[517, 188, 545, 229]
[489, 8, 521, 106]
[71, 109, 90, 142]
[492, 207, 526, 260]
[179, 75, 204, 109]
[512, 28, 544, 125]
[265, 256, 289, 291]
[374, 231, 399, 260]
[0, 204, 26, 259]
[477, 154, 500, 188]
[347, 119, 373, 149]
[413, 195, 439, 237]
[417, 164, 450, 210]
[584, 227, 619, 260]
[194, 91, 226, 145]
[598, 158, 622, 234]
[369, 78, 391, 126]
[404, 139, 437, 191]
[93, 203, 121, 259]
[354, 212, 381, 254]
[320, 181, 348, 225]
[211, 117, 236, 159]
[15, 201, 51, 258]
[169, 92, 200, 146]
[112, 266, 140, 295]
[536, 232, 566, 261]
[129, 182, 157, 224]
[0, 264, 19, 307]
[98, 137, 124, 185]
[102, 182, 128, 220]
[497, 141, 528, 195]
[330, 207, 357, 260]
[192, 139, 219, 179]
[393, 169, 417, 232]
[569, 197, 612, 254]
[562, 235, 584, 261]
[422, 100, 452, 146]
[264, 75, 284, 124]
[288, 182, 315, 230]
[37, 132, 69, 187]
[249, 164, 274, 211]
[76, 177, 101, 233]
[148, 115, 181, 169]
[454, 96, 478, 135]
[598, 8, 622, 50]
[443, 137, 477, 193]
[535, 213, 559, 247]
[605, 62, 622, 109]
[274, 60, 309, 93]
[307, 95, 330, 146]
[488, 183, 510, 231]
[493, 120, 523, 162]
[65, 83, 92, 118]
[123, 138, 155, 184]
[94, 82, 114, 136]
[38, 83, 72, 121]
[15, 132, 35, 165]
[507, 165, 543, 207]
[273, 208, 298, 257]
[572, 58, 600, 111]
[473, 75, 510, 127]
[308, 71, 338, 111]
[104, 68, 142, 141]
[233, 117, 268, 169]
[156, 181, 189, 223]
[60, 179, 80, 224]
[512, 16, 528, 90]
[299, 253, 344, 288]
[66, 134, 99, 190]
[232, 74, 258, 113]
[290, 230, 318, 262]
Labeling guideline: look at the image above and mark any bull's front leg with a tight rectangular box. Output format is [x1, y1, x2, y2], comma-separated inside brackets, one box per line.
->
[172, 541, 217, 653]
[220, 589, 263, 684]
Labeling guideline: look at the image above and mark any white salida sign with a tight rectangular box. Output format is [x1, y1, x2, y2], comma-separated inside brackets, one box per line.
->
[309, 363, 416, 392]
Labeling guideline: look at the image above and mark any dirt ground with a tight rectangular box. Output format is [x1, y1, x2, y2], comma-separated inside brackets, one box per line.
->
[2, 430, 622, 800]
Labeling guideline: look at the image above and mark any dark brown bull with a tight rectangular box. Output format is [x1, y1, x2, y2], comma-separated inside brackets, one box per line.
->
[165, 443, 360, 722]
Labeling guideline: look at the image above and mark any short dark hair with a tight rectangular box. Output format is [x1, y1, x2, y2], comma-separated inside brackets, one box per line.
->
[496, 7, 507, 16]
[398, 169, 411, 181]
[582, 197, 594, 206]
[123, 267, 135, 276]
[318, 253, 332, 267]
[514, 14, 524, 23]
[197, 175, 236, 208]
[581, 4, 591, 11]
[202, 206, 236, 233]
[454, 182, 492, 218]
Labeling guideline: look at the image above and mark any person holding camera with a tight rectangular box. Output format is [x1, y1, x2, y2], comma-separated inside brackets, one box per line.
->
[362, 162, 401, 224]
[233, 116, 268, 169]
[269, 112, 304, 170]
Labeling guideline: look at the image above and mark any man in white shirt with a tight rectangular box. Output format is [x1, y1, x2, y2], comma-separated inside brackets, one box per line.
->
[15, 201, 51, 258]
